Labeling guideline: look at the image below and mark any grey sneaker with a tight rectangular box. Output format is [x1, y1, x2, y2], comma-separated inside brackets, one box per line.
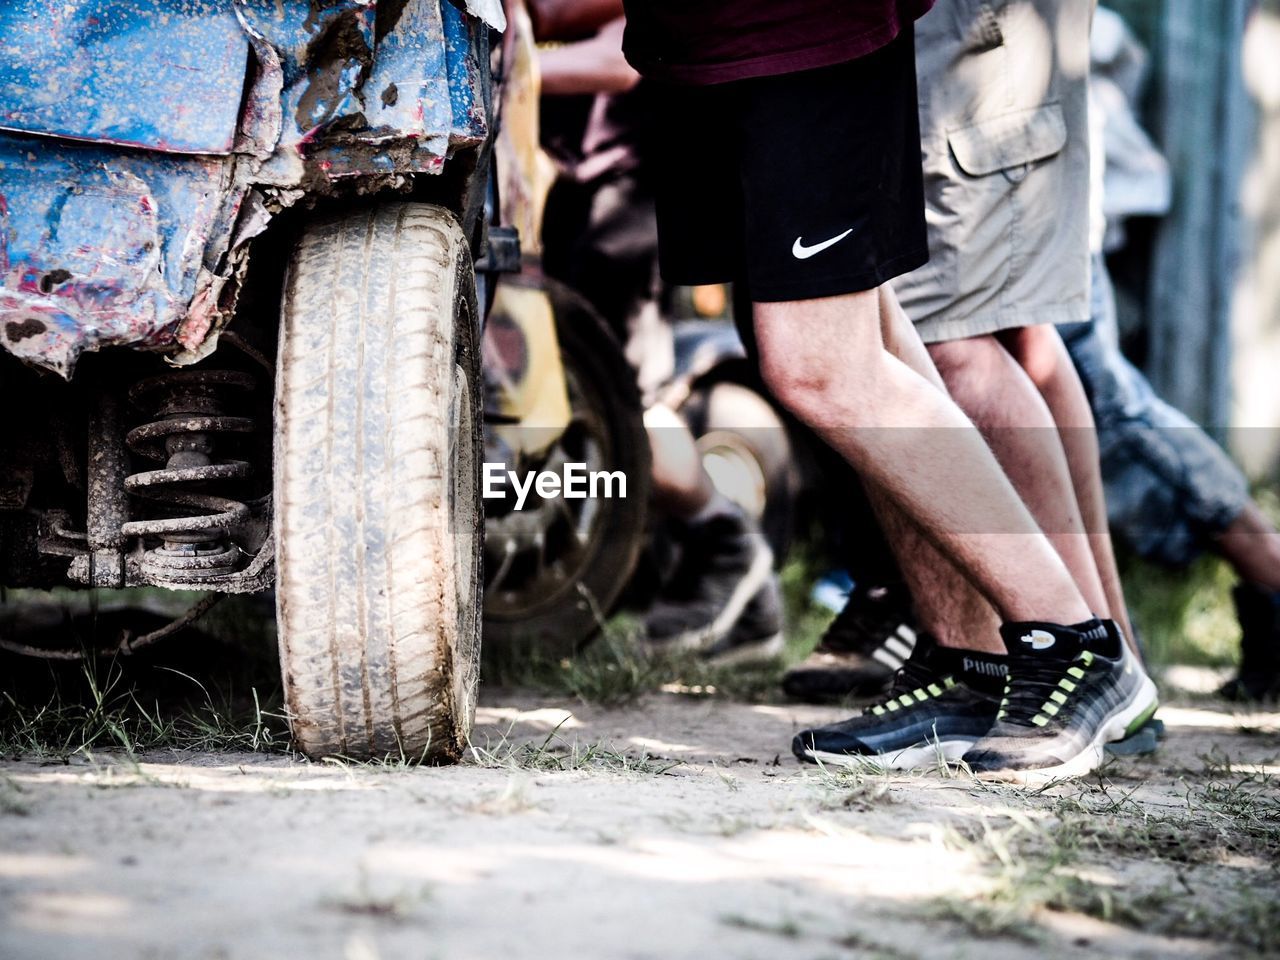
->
[963, 619, 1159, 784]
[702, 575, 784, 666]
[645, 510, 773, 655]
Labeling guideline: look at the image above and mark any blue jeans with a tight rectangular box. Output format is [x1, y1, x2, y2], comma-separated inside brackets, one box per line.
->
[1058, 256, 1248, 567]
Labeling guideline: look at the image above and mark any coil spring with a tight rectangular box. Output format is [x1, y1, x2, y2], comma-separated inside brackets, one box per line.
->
[121, 370, 256, 577]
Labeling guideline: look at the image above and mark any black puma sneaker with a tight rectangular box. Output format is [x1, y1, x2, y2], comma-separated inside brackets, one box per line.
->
[781, 581, 919, 702]
[791, 637, 1007, 770]
[963, 618, 1159, 784]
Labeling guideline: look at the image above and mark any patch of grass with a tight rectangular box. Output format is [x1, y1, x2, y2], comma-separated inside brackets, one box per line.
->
[820, 777, 898, 813]
[323, 867, 432, 922]
[933, 787, 1280, 953]
[720, 913, 803, 939]
[724, 912, 917, 960]
[481, 553, 834, 708]
[2, 591, 288, 760]
[0, 658, 289, 760]
[1120, 550, 1239, 668]
[482, 617, 667, 708]
[806, 761, 903, 811]
[1187, 759, 1280, 853]
[933, 815, 1151, 943]
[312, 739, 464, 772]
[833, 932, 918, 960]
[1127, 882, 1280, 955]
[468, 723, 682, 776]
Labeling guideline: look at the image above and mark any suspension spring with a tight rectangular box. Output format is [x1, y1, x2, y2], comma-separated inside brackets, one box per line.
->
[121, 370, 256, 580]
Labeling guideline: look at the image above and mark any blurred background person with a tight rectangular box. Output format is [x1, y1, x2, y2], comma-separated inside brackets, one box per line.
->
[787, 6, 1280, 706]
[1060, 7, 1280, 701]
[531, 0, 785, 664]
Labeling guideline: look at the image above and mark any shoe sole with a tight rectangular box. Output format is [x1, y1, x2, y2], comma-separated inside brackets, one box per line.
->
[704, 631, 785, 668]
[656, 541, 774, 655]
[799, 738, 976, 772]
[972, 674, 1160, 786]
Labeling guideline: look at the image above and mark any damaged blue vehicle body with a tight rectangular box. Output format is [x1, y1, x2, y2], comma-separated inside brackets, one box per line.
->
[0, 0, 509, 762]
[0, 0, 498, 376]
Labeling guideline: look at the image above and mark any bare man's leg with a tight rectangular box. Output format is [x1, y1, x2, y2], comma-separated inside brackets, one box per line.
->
[999, 324, 1136, 646]
[867, 288, 1109, 654]
[752, 286, 1092, 627]
[788, 286, 1157, 779]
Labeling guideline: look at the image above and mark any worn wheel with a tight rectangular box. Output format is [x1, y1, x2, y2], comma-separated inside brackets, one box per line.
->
[274, 202, 482, 761]
[482, 281, 650, 660]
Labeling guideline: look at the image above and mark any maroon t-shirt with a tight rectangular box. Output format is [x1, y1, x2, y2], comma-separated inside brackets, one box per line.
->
[621, 0, 934, 85]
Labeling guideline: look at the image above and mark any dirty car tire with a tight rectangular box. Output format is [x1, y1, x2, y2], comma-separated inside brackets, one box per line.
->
[275, 202, 482, 761]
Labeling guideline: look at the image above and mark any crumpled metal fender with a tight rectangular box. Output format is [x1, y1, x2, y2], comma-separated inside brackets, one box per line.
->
[0, 137, 239, 377]
[0, 0, 495, 379]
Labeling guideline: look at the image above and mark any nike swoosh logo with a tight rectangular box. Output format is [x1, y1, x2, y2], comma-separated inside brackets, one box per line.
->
[792, 228, 854, 260]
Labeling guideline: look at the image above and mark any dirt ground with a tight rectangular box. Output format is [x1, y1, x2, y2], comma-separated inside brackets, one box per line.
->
[1, 684, 1277, 960]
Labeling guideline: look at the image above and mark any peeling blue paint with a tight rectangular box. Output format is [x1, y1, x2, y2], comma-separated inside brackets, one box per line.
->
[0, 133, 237, 374]
[0, 0, 493, 378]
[0, 1, 250, 155]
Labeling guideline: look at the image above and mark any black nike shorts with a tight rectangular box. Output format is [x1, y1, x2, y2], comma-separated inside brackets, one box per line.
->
[650, 25, 928, 303]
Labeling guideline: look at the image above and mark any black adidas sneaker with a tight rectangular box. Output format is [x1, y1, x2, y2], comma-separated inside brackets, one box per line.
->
[963, 618, 1159, 784]
[781, 581, 919, 702]
[791, 638, 1007, 770]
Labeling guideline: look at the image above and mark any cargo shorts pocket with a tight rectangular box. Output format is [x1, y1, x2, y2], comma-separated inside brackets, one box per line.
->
[947, 102, 1068, 184]
[896, 102, 1069, 322]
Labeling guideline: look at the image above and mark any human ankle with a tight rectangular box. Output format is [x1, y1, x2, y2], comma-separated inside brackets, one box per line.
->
[934, 637, 1006, 656]
[907, 635, 1007, 691]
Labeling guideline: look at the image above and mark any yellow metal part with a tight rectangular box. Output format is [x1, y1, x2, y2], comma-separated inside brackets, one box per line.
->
[494, 2, 556, 259]
[485, 282, 572, 457]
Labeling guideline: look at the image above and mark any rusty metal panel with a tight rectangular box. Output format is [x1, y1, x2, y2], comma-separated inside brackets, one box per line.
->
[444, 0, 490, 149]
[0, 132, 238, 377]
[307, 0, 454, 176]
[232, 0, 377, 152]
[240, 0, 489, 182]
[0, 0, 250, 155]
[0, 0, 494, 377]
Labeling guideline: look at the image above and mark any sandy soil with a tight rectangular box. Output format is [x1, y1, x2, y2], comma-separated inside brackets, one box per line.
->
[1, 688, 1277, 960]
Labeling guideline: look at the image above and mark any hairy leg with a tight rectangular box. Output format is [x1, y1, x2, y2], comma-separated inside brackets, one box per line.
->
[1000, 324, 1137, 651]
[869, 290, 1002, 651]
[752, 287, 1090, 627]
[870, 290, 1107, 651]
[930, 335, 1109, 617]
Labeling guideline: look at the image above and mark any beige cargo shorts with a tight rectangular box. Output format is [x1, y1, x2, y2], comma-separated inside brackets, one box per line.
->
[893, 0, 1094, 343]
